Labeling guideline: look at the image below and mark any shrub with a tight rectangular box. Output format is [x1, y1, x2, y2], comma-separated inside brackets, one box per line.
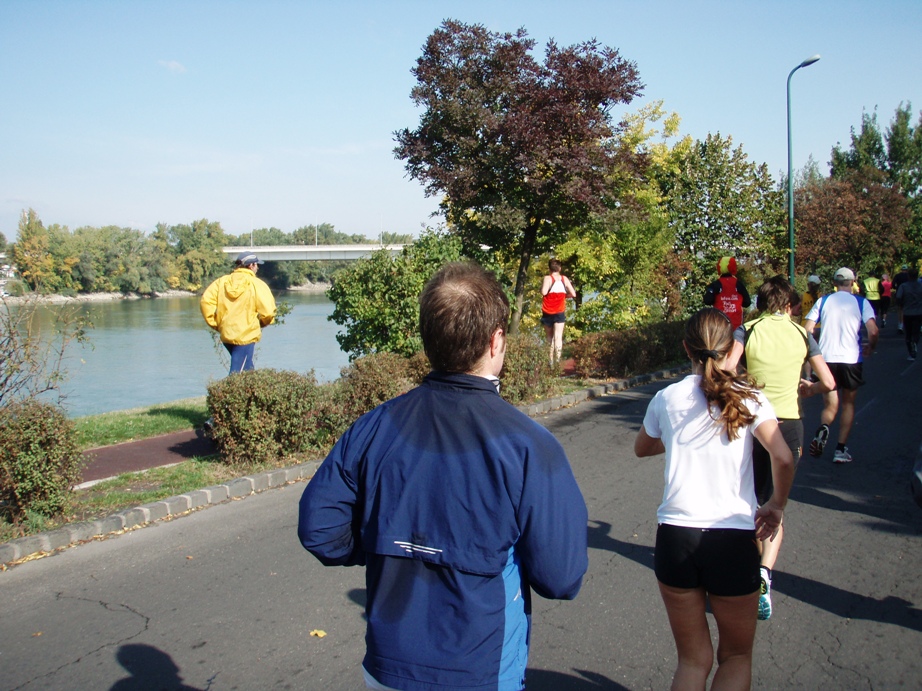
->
[570, 321, 686, 379]
[335, 352, 420, 423]
[500, 333, 560, 405]
[207, 369, 323, 465]
[405, 351, 432, 385]
[0, 400, 84, 522]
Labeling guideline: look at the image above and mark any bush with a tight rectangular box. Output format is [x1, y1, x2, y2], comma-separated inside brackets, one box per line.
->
[207, 369, 323, 465]
[570, 321, 686, 379]
[500, 333, 561, 405]
[335, 352, 421, 423]
[0, 400, 84, 522]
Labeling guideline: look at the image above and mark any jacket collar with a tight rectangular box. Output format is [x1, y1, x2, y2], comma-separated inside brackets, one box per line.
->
[423, 371, 501, 395]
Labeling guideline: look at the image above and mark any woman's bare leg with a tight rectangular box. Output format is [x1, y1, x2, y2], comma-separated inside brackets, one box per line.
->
[708, 591, 759, 691]
[658, 582, 713, 691]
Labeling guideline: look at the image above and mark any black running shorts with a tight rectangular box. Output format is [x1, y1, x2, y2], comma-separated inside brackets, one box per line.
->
[540, 311, 566, 325]
[826, 362, 864, 390]
[753, 418, 803, 505]
[654, 523, 760, 596]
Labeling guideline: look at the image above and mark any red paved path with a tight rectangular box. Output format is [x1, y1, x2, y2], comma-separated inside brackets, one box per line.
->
[80, 429, 216, 484]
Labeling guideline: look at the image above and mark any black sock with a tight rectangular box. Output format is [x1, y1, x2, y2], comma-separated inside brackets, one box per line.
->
[836, 442, 846, 451]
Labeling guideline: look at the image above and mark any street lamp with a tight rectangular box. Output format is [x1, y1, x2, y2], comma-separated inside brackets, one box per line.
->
[787, 54, 820, 283]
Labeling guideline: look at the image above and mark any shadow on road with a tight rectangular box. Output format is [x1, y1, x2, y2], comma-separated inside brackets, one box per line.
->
[110, 643, 206, 690]
[525, 667, 629, 690]
[775, 570, 922, 633]
[587, 520, 654, 570]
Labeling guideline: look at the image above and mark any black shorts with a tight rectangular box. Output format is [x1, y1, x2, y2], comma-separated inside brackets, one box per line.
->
[753, 418, 803, 505]
[540, 311, 566, 325]
[827, 362, 864, 390]
[655, 523, 760, 596]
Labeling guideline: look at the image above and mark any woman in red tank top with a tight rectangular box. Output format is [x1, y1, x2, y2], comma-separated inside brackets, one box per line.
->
[541, 259, 577, 365]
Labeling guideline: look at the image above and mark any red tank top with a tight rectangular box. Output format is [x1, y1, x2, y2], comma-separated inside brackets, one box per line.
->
[542, 277, 567, 314]
[716, 275, 745, 328]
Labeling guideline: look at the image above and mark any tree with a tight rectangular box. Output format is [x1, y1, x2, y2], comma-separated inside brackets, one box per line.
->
[0, 295, 90, 408]
[884, 102, 922, 247]
[795, 171, 910, 274]
[10, 210, 71, 292]
[830, 103, 922, 252]
[657, 133, 785, 315]
[163, 219, 229, 290]
[831, 109, 886, 178]
[327, 229, 476, 359]
[394, 20, 644, 333]
[553, 101, 690, 330]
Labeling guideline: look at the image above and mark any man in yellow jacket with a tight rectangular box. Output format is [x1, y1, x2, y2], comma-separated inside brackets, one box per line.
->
[200, 252, 277, 374]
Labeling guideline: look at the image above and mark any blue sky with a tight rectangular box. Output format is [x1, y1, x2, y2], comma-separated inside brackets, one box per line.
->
[1, 1, 920, 241]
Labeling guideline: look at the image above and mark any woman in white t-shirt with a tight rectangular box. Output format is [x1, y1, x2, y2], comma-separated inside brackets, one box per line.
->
[634, 308, 794, 691]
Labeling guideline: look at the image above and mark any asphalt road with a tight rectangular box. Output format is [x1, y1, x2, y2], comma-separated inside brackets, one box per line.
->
[1, 324, 920, 690]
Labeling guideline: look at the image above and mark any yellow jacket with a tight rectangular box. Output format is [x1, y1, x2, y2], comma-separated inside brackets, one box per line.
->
[200, 268, 277, 345]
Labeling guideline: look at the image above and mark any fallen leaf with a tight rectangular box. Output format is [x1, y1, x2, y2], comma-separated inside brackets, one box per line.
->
[309, 629, 327, 638]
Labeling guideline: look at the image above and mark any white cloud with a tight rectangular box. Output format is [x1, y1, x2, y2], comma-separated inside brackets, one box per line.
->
[158, 60, 187, 74]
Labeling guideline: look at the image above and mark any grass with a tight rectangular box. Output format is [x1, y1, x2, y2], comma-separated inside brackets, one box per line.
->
[72, 397, 210, 450]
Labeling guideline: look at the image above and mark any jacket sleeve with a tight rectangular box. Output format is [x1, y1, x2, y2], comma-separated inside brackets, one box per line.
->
[515, 431, 588, 600]
[738, 280, 752, 308]
[254, 278, 277, 327]
[297, 429, 366, 567]
[200, 279, 220, 330]
[703, 280, 719, 306]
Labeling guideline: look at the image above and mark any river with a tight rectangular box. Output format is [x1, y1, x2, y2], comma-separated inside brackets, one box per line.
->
[31, 292, 350, 418]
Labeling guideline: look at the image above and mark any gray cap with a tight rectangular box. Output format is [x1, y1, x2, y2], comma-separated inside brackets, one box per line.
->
[834, 267, 855, 281]
[807, 274, 821, 285]
[236, 252, 264, 266]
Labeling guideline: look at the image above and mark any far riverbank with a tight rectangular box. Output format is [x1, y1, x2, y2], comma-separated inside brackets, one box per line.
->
[0, 282, 331, 305]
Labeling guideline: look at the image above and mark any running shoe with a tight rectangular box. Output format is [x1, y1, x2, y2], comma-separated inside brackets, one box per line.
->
[809, 425, 829, 457]
[758, 568, 772, 621]
[833, 447, 853, 463]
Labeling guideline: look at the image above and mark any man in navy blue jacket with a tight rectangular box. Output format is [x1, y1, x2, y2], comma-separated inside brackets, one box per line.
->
[298, 262, 589, 691]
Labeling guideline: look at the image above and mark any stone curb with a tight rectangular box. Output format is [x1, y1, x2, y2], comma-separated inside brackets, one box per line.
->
[0, 365, 688, 567]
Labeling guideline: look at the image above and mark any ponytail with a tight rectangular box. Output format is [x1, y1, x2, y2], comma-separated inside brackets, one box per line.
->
[685, 308, 759, 441]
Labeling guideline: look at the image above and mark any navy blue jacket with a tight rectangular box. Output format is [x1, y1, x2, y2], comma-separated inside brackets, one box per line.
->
[298, 372, 588, 690]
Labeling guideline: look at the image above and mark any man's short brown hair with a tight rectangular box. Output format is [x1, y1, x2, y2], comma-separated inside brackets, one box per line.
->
[419, 262, 509, 373]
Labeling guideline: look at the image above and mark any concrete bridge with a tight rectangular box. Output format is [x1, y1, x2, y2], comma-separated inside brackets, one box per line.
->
[222, 244, 405, 262]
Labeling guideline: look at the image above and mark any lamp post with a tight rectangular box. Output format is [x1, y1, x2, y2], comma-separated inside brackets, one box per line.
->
[787, 54, 820, 283]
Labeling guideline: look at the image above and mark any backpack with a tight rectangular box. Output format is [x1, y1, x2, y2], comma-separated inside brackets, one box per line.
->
[715, 275, 745, 329]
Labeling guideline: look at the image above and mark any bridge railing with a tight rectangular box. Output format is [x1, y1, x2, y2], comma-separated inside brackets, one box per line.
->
[222, 245, 405, 262]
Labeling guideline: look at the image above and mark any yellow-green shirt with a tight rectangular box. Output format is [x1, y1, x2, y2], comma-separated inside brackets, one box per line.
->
[742, 313, 814, 419]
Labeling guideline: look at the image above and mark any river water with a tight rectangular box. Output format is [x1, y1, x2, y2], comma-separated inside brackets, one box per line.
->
[32, 292, 350, 418]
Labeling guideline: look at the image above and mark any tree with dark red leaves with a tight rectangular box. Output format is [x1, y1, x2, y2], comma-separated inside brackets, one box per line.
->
[395, 20, 644, 332]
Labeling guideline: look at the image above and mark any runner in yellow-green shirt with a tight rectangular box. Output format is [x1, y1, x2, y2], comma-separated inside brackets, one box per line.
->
[861, 271, 882, 325]
[726, 275, 835, 620]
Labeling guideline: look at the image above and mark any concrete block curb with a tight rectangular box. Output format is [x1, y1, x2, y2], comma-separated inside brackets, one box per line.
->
[2, 370, 687, 568]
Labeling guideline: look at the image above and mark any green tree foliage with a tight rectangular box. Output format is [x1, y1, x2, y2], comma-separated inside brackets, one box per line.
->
[12, 210, 60, 291]
[657, 133, 785, 316]
[828, 103, 922, 255]
[555, 102, 689, 330]
[327, 229, 474, 359]
[164, 219, 229, 290]
[395, 20, 644, 332]
[831, 109, 887, 177]
[0, 230, 7, 252]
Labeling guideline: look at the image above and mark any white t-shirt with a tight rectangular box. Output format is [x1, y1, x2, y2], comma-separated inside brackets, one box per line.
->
[805, 290, 876, 364]
[642, 375, 776, 530]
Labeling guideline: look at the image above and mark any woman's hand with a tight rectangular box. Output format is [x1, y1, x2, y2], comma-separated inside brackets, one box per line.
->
[755, 500, 784, 541]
